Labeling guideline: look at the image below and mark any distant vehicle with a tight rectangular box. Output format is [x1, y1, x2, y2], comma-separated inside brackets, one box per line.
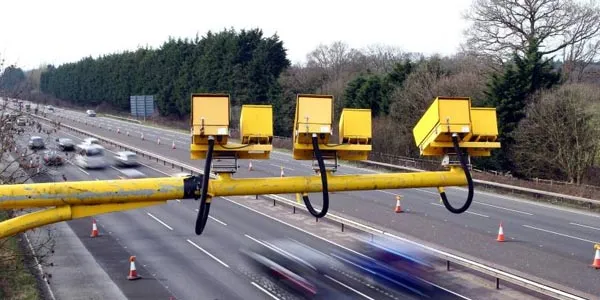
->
[28, 136, 45, 149]
[56, 138, 75, 151]
[16, 118, 26, 126]
[82, 137, 101, 145]
[25, 103, 31, 111]
[75, 144, 107, 169]
[46, 105, 55, 112]
[113, 151, 138, 167]
[86, 110, 96, 117]
[42, 150, 63, 166]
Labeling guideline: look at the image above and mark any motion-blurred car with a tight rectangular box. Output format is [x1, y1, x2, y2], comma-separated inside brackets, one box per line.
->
[16, 117, 26, 126]
[82, 137, 101, 145]
[42, 150, 63, 166]
[86, 109, 96, 117]
[46, 105, 55, 112]
[28, 136, 45, 149]
[241, 239, 354, 299]
[75, 144, 107, 169]
[113, 151, 138, 167]
[56, 138, 75, 151]
[118, 168, 146, 179]
[331, 236, 439, 298]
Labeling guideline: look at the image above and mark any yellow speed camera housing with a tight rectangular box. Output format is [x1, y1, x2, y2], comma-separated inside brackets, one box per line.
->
[190, 93, 272, 160]
[413, 97, 500, 157]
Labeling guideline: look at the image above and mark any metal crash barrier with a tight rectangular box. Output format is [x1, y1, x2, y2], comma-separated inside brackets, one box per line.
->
[0, 95, 500, 238]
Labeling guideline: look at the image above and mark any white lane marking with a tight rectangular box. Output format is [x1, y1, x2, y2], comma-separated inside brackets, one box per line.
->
[523, 225, 599, 244]
[186, 239, 230, 268]
[209, 216, 227, 226]
[569, 222, 600, 231]
[376, 190, 398, 196]
[251, 282, 280, 300]
[475, 201, 533, 216]
[430, 203, 489, 218]
[77, 167, 89, 175]
[324, 274, 375, 300]
[225, 197, 370, 259]
[416, 188, 438, 195]
[269, 163, 294, 171]
[146, 212, 173, 230]
[271, 157, 287, 162]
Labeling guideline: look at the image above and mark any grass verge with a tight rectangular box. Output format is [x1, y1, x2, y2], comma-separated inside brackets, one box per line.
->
[0, 210, 40, 300]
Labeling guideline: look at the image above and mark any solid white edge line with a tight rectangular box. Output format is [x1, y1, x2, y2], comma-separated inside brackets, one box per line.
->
[475, 201, 533, 216]
[569, 222, 600, 231]
[522, 225, 599, 244]
[146, 212, 173, 230]
[323, 274, 375, 300]
[209, 215, 227, 226]
[250, 282, 280, 300]
[186, 239, 230, 268]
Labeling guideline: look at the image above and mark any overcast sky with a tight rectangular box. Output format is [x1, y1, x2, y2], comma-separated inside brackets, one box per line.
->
[0, 0, 473, 70]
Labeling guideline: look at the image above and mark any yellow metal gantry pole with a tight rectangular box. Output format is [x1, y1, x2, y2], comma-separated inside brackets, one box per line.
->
[0, 167, 468, 238]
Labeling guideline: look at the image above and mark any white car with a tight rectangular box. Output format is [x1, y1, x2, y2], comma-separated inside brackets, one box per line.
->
[82, 137, 101, 146]
[114, 151, 138, 167]
[86, 109, 96, 117]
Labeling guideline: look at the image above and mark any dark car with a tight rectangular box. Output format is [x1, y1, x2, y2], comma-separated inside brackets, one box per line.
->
[43, 150, 63, 166]
[56, 138, 75, 151]
[28, 136, 45, 150]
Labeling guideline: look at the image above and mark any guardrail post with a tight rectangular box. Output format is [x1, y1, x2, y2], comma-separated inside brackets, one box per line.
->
[341, 223, 344, 232]
[273, 199, 276, 206]
[293, 206, 295, 214]
[496, 278, 500, 289]
[446, 260, 450, 271]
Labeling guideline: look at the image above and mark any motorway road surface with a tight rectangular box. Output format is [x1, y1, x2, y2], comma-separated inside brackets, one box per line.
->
[43, 107, 600, 297]
[11, 103, 599, 298]
[9, 119, 507, 300]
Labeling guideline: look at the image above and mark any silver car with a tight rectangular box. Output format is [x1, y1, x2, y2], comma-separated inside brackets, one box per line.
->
[114, 151, 138, 167]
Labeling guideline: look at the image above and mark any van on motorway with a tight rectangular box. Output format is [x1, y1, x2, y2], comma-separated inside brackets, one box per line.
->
[75, 144, 107, 169]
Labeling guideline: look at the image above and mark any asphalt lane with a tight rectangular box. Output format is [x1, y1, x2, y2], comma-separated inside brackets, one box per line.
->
[50, 112, 600, 293]
[17, 119, 459, 299]
[43, 108, 600, 296]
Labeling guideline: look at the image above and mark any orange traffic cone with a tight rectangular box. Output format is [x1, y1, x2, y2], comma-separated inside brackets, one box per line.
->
[592, 245, 600, 269]
[394, 195, 403, 213]
[90, 219, 99, 237]
[280, 166, 285, 177]
[496, 222, 505, 242]
[249, 161, 253, 171]
[127, 256, 141, 280]
[117, 128, 120, 134]
[172, 140, 176, 149]
[141, 133, 144, 140]
[157, 137, 161, 145]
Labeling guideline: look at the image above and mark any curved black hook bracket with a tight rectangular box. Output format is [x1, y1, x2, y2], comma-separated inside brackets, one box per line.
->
[302, 134, 329, 218]
[195, 136, 214, 235]
[439, 133, 474, 214]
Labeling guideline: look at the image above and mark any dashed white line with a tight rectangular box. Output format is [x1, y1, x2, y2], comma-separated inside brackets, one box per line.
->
[209, 216, 227, 226]
[269, 163, 294, 171]
[569, 222, 600, 231]
[376, 190, 398, 196]
[324, 274, 375, 299]
[250, 282, 280, 300]
[146, 212, 173, 230]
[523, 225, 599, 244]
[475, 201, 533, 216]
[186, 239, 230, 268]
[430, 203, 489, 218]
[76, 167, 89, 175]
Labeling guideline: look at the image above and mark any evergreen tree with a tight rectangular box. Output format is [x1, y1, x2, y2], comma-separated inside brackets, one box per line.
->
[483, 40, 561, 172]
